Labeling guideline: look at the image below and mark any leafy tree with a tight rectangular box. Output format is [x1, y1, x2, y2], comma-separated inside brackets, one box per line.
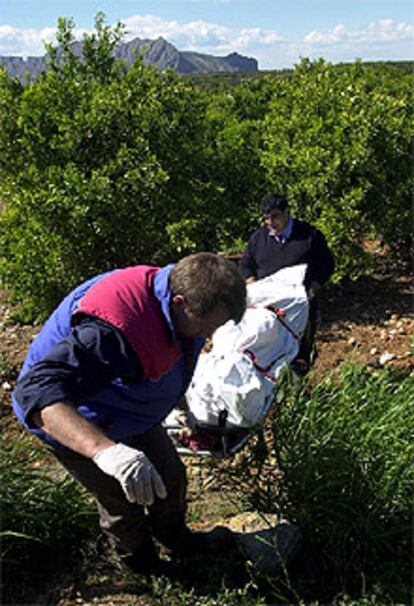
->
[0, 26, 411, 320]
[0, 15, 211, 319]
[260, 59, 413, 278]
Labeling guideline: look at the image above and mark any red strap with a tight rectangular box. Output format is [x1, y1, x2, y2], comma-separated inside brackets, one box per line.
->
[247, 304, 300, 340]
[243, 349, 282, 383]
[266, 305, 299, 341]
[242, 304, 300, 381]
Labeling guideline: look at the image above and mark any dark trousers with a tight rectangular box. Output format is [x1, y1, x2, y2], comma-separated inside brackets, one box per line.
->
[51, 424, 188, 553]
[297, 297, 318, 363]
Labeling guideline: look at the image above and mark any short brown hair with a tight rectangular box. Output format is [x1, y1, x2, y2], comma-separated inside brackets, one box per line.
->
[170, 252, 246, 323]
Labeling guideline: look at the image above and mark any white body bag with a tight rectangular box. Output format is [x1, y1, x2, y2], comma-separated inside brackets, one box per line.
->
[184, 264, 309, 429]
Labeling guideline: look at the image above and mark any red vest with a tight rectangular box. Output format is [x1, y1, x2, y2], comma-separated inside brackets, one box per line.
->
[73, 266, 181, 380]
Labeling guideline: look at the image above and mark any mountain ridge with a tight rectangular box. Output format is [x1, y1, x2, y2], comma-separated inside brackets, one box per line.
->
[0, 36, 258, 81]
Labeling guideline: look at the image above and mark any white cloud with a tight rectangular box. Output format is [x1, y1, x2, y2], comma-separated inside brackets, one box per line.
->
[122, 14, 283, 57]
[0, 15, 412, 68]
[0, 25, 54, 56]
[123, 14, 232, 48]
[120, 15, 414, 66]
[304, 19, 414, 46]
[0, 24, 88, 57]
[301, 19, 414, 66]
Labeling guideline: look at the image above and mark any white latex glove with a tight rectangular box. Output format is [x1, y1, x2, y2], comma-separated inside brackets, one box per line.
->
[93, 443, 167, 506]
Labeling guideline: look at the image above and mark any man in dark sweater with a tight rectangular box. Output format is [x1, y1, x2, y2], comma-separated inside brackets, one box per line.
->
[240, 193, 335, 371]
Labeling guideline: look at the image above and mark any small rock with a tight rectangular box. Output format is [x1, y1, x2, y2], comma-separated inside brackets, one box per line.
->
[370, 347, 378, 355]
[2, 381, 12, 391]
[227, 512, 279, 533]
[368, 360, 382, 370]
[348, 337, 357, 346]
[379, 352, 396, 366]
[234, 521, 303, 575]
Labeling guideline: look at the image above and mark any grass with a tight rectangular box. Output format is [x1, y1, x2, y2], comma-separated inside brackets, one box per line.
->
[0, 433, 98, 604]
[230, 364, 413, 604]
[1, 364, 412, 604]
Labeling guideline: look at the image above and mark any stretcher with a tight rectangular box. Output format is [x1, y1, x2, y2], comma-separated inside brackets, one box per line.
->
[164, 264, 309, 458]
[164, 392, 276, 458]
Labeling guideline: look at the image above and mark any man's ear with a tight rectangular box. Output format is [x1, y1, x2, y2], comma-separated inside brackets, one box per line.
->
[171, 294, 186, 306]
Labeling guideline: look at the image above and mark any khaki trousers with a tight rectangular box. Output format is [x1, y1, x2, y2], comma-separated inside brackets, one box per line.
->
[51, 424, 188, 553]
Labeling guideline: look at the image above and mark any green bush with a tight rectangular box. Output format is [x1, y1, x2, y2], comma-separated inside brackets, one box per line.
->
[260, 59, 413, 279]
[0, 15, 214, 320]
[0, 434, 97, 602]
[0, 16, 412, 319]
[228, 366, 412, 602]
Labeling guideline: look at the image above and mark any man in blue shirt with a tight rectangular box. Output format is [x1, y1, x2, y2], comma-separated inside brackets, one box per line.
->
[13, 252, 246, 577]
[240, 193, 335, 371]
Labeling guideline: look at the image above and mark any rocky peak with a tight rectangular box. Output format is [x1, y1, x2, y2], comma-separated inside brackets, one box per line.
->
[0, 36, 258, 82]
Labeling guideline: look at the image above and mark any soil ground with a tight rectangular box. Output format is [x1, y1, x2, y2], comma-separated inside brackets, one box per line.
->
[0, 247, 412, 605]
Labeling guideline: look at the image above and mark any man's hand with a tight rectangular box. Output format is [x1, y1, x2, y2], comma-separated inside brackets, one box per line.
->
[34, 403, 167, 506]
[93, 443, 167, 506]
[308, 281, 321, 300]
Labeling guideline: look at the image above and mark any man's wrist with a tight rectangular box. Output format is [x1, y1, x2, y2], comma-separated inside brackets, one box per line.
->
[90, 439, 117, 459]
[309, 281, 321, 298]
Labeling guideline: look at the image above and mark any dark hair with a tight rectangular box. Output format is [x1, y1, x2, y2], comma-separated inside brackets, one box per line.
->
[260, 193, 289, 215]
[170, 252, 246, 323]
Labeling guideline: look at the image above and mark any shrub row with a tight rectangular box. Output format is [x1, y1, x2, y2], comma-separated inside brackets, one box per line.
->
[0, 15, 412, 319]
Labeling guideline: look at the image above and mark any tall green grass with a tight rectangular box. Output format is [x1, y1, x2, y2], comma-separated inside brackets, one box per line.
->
[232, 365, 413, 603]
[0, 434, 98, 603]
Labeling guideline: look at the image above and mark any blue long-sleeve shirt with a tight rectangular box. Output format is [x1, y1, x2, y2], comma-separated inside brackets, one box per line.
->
[13, 266, 204, 445]
[14, 316, 142, 427]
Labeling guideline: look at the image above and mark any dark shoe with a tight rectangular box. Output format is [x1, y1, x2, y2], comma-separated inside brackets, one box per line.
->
[119, 542, 181, 578]
[170, 526, 239, 560]
[290, 358, 309, 376]
[119, 541, 159, 576]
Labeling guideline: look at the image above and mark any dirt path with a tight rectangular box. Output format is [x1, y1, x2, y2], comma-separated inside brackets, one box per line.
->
[312, 263, 413, 381]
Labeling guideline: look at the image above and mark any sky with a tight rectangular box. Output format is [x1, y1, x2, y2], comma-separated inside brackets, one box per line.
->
[1, 0, 413, 70]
